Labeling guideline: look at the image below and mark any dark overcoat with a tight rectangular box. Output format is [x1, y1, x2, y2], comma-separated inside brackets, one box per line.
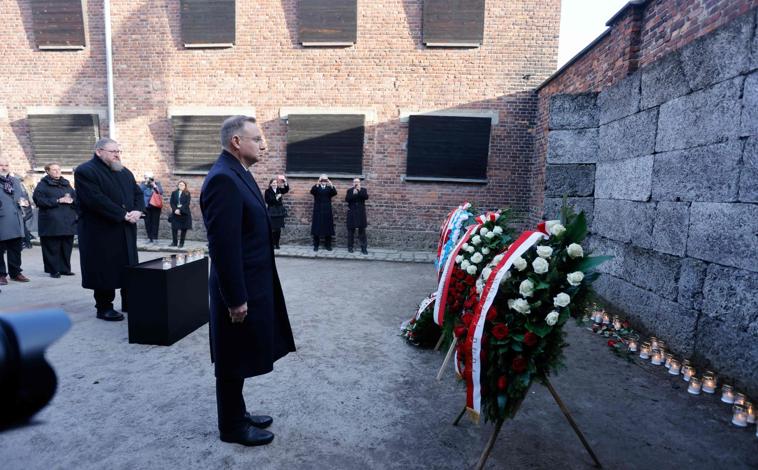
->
[32, 175, 78, 237]
[0, 176, 25, 241]
[74, 156, 144, 290]
[169, 190, 193, 230]
[264, 184, 289, 230]
[345, 187, 369, 230]
[200, 150, 296, 378]
[310, 184, 337, 237]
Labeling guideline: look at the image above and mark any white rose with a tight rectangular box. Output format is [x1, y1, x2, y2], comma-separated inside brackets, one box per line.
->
[513, 256, 527, 271]
[461, 260, 471, 270]
[532, 257, 549, 274]
[567, 243, 584, 258]
[567, 271, 584, 286]
[519, 279, 535, 298]
[549, 223, 566, 236]
[472, 235, 482, 245]
[462, 243, 470, 250]
[482, 267, 492, 280]
[471, 252, 484, 264]
[536, 246, 553, 258]
[545, 311, 559, 326]
[467, 246, 476, 253]
[545, 220, 560, 233]
[493, 254, 504, 264]
[485, 231, 495, 239]
[466, 265, 478, 275]
[493, 226, 503, 235]
[481, 247, 491, 255]
[553, 292, 570, 308]
[455, 255, 463, 264]
[479, 227, 489, 236]
[509, 298, 531, 314]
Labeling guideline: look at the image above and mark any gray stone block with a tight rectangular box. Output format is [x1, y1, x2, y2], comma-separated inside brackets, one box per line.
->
[678, 258, 708, 310]
[742, 71, 758, 137]
[595, 155, 653, 201]
[702, 264, 758, 328]
[592, 199, 655, 248]
[620, 246, 681, 301]
[740, 138, 758, 203]
[594, 274, 697, 356]
[695, 316, 758, 398]
[652, 140, 742, 202]
[548, 93, 599, 130]
[680, 11, 754, 91]
[656, 77, 743, 152]
[652, 201, 690, 256]
[544, 164, 595, 197]
[598, 109, 657, 161]
[546, 128, 599, 164]
[640, 50, 691, 110]
[598, 72, 640, 125]
[687, 202, 758, 272]
[587, 235, 625, 277]
[543, 197, 594, 226]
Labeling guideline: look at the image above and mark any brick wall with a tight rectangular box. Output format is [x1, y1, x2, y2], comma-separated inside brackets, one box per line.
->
[0, 0, 560, 248]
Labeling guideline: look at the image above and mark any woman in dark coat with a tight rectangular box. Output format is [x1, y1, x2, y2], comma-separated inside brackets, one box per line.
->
[169, 180, 193, 248]
[264, 175, 289, 249]
[310, 174, 337, 251]
[345, 178, 369, 254]
[32, 163, 77, 277]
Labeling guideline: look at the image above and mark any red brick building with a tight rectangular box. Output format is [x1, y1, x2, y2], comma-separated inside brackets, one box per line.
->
[0, 0, 560, 247]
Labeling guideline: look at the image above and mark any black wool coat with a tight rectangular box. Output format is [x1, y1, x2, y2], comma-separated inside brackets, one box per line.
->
[345, 187, 369, 229]
[264, 184, 289, 230]
[169, 190, 193, 230]
[74, 156, 144, 290]
[200, 151, 296, 378]
[32, 175, 78, 237]
[310, 184, 337, 237]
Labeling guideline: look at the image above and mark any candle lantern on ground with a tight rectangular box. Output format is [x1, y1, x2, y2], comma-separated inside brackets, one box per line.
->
[732, 404, 748, 427]
[682, 364, 695, 382]
[651, 349, 664, 366]
[746, 402, 756, 424]
[639, 342, 651, 360]
[735, 393, 747, 407]
[721, 385, 735, 404]
[702, 372, 717, 394]
[668, 358, 681, 375]
[688, 377, 702, 395]
[628, 339, 638, 352]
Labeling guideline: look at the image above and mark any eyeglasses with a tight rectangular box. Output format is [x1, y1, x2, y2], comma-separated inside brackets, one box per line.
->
[99, 148, 123, 155]
[237, 135, 263, 143]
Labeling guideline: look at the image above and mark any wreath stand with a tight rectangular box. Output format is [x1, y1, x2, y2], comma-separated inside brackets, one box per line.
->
[451, 376, 603, 470]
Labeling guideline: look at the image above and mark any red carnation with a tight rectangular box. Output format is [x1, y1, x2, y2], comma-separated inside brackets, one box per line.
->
[607, 340, 617, 347]
[486, 306, 498, 321]
[491, 323, 509, 340]
[512, 355, 527, 373]
[465, 276, 476, 286]
[462, 313, 473, 327]
[455, 270, 466, 279]
[464, 296, 476, 309]
[523, 332, 539, 347]
[497, 376, 507, 390]
[454, 325, 466, 338]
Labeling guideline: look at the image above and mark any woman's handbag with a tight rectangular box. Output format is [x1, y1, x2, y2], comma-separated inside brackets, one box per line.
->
[149, 191, 163, 209]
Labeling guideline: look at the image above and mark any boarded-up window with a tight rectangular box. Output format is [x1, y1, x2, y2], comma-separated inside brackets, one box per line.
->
[28, 114, 100, 169]
[30, 0, 86, 49]
[180, 0, 235, 47]
[422, 0, 485, 46]
[298, 0, 357, 45]
[171, 115, 228, 172]
[287, 114, 364, 175]
[406, 115, 490, 180]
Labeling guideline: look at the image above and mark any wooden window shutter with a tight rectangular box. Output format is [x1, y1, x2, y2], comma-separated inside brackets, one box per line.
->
[406, 115, 491, 180]
[298, 0, 357, 46]
[422, 0, 485, 47]
[28, 114, 100, 169]
[171, 115, 229, 172]
[286, 114, 364, 175]
[180, 0, 236, 47]
[30, 0, 86, 49]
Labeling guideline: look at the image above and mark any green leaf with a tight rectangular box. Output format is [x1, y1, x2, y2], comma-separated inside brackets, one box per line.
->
[563, 210, 587, 242]
[535, 281, 550, 291]
[576, 255, 613, 272]
[526, 321, 552, 338]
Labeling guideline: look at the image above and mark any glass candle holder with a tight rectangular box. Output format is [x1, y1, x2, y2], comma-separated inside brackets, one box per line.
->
[639, 342, 651, 360]
[732, 404, 748, 427]
[702, 372, 717, 394]
[735, 393, 747, 407]
[668, 358, 681, 375]
[176, 254, 185, 266]
[721, 384, 735, 404]
[682, 365, 695, 382]
[162, 256, 172, 270]
[687, 377, 702, 395]
[650, 337, 659, 349]
[651, 349, 664, 366]
[664, 353, 673, 369]
[746, 402, 756, 424]
[602, 312, 610, 325]
[612, 315, 622, 330]
[628, 339, 638, 352]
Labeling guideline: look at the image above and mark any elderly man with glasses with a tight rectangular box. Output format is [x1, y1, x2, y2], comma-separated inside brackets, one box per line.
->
[74, 138, 144, 321]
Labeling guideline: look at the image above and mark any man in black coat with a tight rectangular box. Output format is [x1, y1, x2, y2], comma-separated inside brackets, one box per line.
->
[345, 178, 369, 254]
[310, 174, 337, 251]
[200, 115, 296, 447]
[74, 138, 144, 321]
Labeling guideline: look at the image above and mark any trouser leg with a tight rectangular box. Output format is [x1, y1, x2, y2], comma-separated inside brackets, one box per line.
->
[272, 229, 280, 248]
[94, 289, 116, 312]
[358, 227, 367, 250]
[313, 236, 319, 249]
[171, 229, 178, 245]
[61, 236, 73, 273]
[180, 229, 187, 246]
[4, 238, 23, 277]
[0, 241, 6, 275]
[40, 236, 56, 273]
[347, 228, 355, 250]
[216, 377, 247, 432]
[325, 236, 332, 250]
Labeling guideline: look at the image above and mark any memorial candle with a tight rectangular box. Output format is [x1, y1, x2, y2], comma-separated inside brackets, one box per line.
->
[668, 358, 681, 375]
[639, 342, 651, 360]
[721, 385, 735, 404]
[746, 402, 756, 424]
[682, 364, 695, 382]
[651, 349, 664, 366]
[628, 339, 638, 352]
[664, 353, 673, 369]
[650, 337, 659, 349]
[602, 312, 610, 325]
[162, 256, 172, 270]
[687, 377, 702, 395]
[735, 393, 747, 407]
[612, 315, 622, 330]
[732, 404, 748, 427]
[702, 372, 717, 394]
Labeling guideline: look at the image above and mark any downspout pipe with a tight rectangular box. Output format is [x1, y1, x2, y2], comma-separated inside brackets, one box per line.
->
[104, 0, 116, 139]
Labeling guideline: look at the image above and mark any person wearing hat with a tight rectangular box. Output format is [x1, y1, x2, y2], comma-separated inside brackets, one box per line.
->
[139, 171, 163, 243]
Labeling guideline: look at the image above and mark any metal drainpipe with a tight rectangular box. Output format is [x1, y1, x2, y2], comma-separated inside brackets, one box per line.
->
[104, 0, 116, 139]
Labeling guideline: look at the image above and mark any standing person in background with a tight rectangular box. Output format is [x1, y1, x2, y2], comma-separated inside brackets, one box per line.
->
[18, 174, 35, 249]
[140, 172, 163, 243]
[264, 175, 288, 250]
[32, 163, 77, 278]
[345, 178, 369, 255]
[309, 174, 336, 251]
[0, 157, 30, 284]
[169, 180, 192, 248]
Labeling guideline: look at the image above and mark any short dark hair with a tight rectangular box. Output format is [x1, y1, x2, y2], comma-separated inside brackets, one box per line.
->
[44, 162, 60, 172]
[220, 115, 257, 150]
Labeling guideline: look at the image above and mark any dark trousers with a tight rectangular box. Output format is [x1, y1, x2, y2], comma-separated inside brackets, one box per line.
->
[40, 235, 74, 274]
[313, 236, 332, 250]
[145, 207, 161, 241]
[171, 229, 187, 246]
[93, 288, 129, 313]
[347, 227, 367, 250]
[216, 377, 247, 432]
[0, 237, 23, 277]
[272, 229, 281, 248]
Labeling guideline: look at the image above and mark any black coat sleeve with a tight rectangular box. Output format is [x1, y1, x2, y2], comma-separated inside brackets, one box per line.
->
[181, 194, 191, 215]
[264, 188, 277, 206]
[279, 183, 289, 195]
[32, 184, 59, 209]
[74, 167, 128, 223]
[170, 192, 179, 212]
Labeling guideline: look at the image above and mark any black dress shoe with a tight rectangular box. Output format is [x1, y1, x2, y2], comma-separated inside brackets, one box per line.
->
[61, 272, 75, 276]
[325, 246, 332, 251]
[245, 412, 273, 429]
[96, 309, 125, 321]
[361, 248, 368, 255]
[313, 246, 318, 252]
[220, 425, 274, 446]
[348, 248, 354, 253]
[50, 272, 61, 278]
